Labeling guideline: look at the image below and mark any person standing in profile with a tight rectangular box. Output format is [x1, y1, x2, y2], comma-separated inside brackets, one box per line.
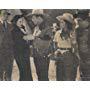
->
[53, 13, 79, 81]
[11, 15, 33, 81]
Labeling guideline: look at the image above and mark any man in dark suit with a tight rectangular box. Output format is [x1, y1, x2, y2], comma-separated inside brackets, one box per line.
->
[0, 10, 14, 81]
[11, 15, 33, 81]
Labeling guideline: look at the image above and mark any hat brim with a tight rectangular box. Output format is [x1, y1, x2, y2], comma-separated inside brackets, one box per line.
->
[56, 16, 65, 21]
[25, 12, 48, 17]
[56, 15, 73, 24]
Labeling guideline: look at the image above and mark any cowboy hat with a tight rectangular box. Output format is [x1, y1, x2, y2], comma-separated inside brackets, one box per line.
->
[56, 13, 74, 24]
[26, 9, 44, 17]
[11, 14, 24, 23]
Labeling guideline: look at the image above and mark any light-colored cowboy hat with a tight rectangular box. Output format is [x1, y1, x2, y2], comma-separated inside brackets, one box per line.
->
[26, 9, 44, 17]
[32, 9, 44, 15]
[56, 13, 74, 24]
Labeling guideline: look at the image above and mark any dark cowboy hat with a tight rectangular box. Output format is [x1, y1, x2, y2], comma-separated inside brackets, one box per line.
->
[11, 14, 24, 23]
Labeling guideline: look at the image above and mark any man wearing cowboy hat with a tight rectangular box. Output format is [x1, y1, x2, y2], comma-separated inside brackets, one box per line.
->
[53, 13, 79, 81]
[75, 10, 90, 81]
[26, 9, 52, 81]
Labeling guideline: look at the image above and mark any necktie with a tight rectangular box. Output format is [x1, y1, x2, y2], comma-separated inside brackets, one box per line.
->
[3, 20, 8, 32]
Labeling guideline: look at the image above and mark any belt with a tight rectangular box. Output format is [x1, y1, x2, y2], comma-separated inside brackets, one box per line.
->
[59, 48, 71, 50]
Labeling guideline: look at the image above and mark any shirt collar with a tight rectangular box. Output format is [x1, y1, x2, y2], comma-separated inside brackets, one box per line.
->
[58, 29, 62, 34]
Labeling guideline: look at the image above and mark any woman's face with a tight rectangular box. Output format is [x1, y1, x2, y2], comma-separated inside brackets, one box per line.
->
[60, 19, 66, 29]
[32, 15, 43, 25]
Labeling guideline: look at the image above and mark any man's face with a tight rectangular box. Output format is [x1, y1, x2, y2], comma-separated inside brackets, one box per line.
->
[16, 17, 23, 27]
[0, 13, 12, 23]
[32, 15, 43, 25]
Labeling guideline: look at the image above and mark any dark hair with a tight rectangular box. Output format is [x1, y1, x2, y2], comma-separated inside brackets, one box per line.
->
[60, 20, 73, 40]
[65, 20, 73, 31]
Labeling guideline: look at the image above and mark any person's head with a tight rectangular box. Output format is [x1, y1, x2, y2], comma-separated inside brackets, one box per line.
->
[0, 10, 11, 22]
[31, 9, 44, 25]
[11, 15, 23, 27]
[56, 13, 74, 32]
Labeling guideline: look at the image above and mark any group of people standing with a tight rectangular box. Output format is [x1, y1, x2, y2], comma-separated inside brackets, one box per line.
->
[0, 9, 90, 81]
